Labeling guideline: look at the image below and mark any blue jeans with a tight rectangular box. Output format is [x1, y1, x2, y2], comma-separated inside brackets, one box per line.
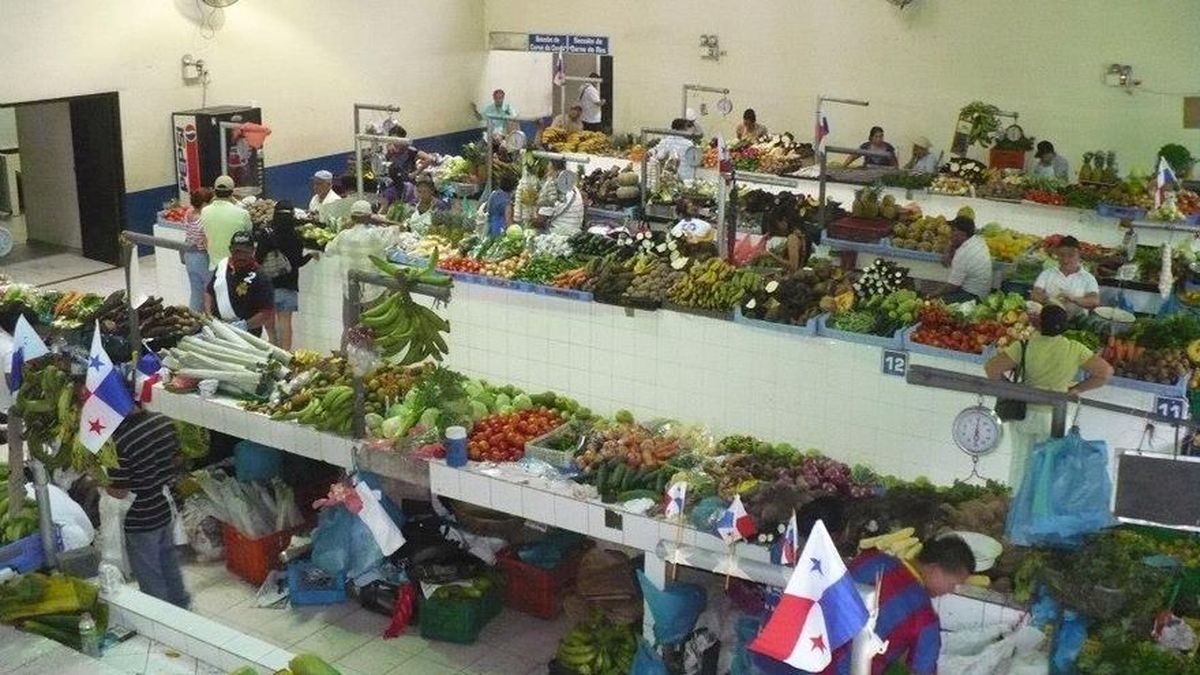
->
[125, 523, 190, 609]
[183, 251, 211, 313]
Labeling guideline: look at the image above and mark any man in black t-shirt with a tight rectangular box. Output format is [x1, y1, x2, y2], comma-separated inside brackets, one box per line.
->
[205, 230, 274, 334]
[108, 406, 190, 608]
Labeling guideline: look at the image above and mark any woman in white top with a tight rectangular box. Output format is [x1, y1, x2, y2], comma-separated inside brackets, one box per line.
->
[1031, 235, 1099, 316]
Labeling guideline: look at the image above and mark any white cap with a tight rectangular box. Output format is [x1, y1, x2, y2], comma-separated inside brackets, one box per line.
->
[685, 107, 698, 121]
[350, 200, 372, 216]
[313, 170, 333, 181]
[239, 196, 257, 207]
[912, 136, 932, 149]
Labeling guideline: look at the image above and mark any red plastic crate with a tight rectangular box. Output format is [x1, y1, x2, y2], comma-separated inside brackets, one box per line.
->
[496, 544, 590, 619]
[222, 523, 298, 585]
[827, 216, 892, 243]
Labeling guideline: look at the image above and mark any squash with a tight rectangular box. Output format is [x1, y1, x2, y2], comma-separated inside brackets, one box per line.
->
[616, 171, 639, 187]
[615, 186, 641, 201]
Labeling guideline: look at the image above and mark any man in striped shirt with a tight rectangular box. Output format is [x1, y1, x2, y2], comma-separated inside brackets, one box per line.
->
[108, 405, 190, 608]
[827, 536, 975, 675]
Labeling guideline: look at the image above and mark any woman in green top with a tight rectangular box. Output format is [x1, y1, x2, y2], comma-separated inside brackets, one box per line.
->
[984, 305, 1113, 487]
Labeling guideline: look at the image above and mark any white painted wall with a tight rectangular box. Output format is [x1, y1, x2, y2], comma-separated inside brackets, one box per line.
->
[15, 103, 81, 249]
[484, 0, 1200, 173]
[0, 1, 486, 192]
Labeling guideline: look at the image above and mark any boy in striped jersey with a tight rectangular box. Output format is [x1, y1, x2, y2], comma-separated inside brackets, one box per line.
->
[108, 405, 190, 608]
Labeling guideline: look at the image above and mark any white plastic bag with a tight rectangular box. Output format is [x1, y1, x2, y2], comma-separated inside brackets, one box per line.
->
[354, 480, 406, 556]
[25, 482, 94, 551]
[163, 486, 188, 546]
[98, 491, 135, 578]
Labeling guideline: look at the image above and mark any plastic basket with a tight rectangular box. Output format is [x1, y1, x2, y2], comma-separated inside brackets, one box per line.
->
[1108, 372, 1189, 398]
[0, 527, 63, 574]
[496, 542, 591, 619]
[827, 216, 893, 243]
[817, 313, 905, 350]
[222, 524, 298, 585]
[287, 560, 347, 606]
[901, 324, 995, 365]
[525, 423, 583, 469]
[1096, 204, 1148, 221]
[418, 583, 502, 644]
[733, 307, 819, 337]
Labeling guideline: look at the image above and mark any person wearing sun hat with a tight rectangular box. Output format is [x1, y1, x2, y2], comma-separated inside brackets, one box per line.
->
[200, 175, 252, 270]
[905, 136, 939, 174]
[308, 169, 341, 214]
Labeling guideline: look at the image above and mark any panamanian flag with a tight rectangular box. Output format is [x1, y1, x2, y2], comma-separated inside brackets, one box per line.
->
[9, 314, 49, 391]
[1156, 155, 1179, 209]
[134, 350, 163, 404]
[815, 113, 830, 156]
[79, 323, 134, 453]
[780, 511, 800, 566]
[750, 519, 868, 672]
[664, 481, 687, 519]
[716, 494, 756, 545]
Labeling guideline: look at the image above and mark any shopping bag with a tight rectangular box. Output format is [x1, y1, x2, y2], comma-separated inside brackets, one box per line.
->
[163, 486, 188, 546]
[637, 570, 707, 646]
[632, 639, 670, 675]
[311, 504, 384, 579]
[98, 491, 135, 578]
[732, 234, 769, 267]
[1005, 428, 1117, 547]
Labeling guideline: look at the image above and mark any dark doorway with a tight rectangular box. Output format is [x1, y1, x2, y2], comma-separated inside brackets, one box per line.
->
[70, 93, 126, 265]
[599, 55, 614, 135]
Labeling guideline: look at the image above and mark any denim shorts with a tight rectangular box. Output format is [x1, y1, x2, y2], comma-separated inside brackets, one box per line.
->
[274, 288, 299, 312]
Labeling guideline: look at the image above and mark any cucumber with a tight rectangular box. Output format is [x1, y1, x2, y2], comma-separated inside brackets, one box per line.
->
[594, 461, 613, 489]
[621, 466, 639, 491]
[655, 471, 669, 493]
[616, 489, 659, 502]
[608, 464, 627, 493]
[639, 469, 662, 489]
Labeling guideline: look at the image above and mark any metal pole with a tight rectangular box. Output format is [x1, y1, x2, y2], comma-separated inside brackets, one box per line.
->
[717, 168, 729, 259]
[681, 84, 731, 119]
[7, 411, 22, 521]
[30, 455, 56, 569]
[122, 238, 141, 364]
[818, 150, 829, 229]
[346, 277, 366, 439]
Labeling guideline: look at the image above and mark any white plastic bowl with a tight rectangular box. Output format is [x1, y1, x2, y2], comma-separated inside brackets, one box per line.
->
[949, 530, 1003, 572]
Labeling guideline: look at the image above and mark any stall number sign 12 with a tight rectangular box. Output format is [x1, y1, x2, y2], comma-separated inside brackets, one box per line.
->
[881, 350, 908, 377]
[1154, 395, 1188, 420]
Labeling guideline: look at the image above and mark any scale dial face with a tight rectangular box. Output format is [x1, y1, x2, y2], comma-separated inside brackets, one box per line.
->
[952, 405, 1003, 457]
[1004, 124, 1025, 142]
[716, 97, 733, 116]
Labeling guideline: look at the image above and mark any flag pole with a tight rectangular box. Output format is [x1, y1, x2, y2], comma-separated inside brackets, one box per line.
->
[724, 542, 735, 590]
[671, 515, 683, 582]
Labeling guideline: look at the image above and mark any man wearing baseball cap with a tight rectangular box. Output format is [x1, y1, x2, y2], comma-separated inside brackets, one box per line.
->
[1030, 140, 1071, 181]
[200, 175, 251, 270]
[308, 169, 341, 215]
[905, 136, 940, 174]
[205, 230, 274, 334]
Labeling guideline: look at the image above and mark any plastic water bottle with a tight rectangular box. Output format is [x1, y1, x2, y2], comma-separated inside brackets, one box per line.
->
[445, 426, 467, 467]
[79, 612, 100, 657]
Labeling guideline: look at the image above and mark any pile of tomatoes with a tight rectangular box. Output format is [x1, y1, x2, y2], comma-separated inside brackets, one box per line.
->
[1024, 189, 1066, 206]
[438, 256, 484, 274]
[468, 408, 563, 462]
[161, 206, 190, 222]
[1177, 190, 1200, 216]
[911, 302, 1006, 354]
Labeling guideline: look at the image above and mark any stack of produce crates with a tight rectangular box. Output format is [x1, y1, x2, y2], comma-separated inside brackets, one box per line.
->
[496, 533, 593, 619]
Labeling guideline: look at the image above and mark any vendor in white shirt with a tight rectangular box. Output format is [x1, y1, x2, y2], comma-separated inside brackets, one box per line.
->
[1032, 235, 1100, 316]
[308, 170, 341, 215]
[579, 73, 605, 132]
[1029, 141, 1071, 181]
[652, 119, 699, 180]
[536, 160, 585, 235]
[684, 108, 703, 138]
[904, 136, 940, 174]
[930, 216, 992, 303]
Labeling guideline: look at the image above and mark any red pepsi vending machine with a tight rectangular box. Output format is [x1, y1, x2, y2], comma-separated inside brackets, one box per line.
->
[171, 105, 265, 204]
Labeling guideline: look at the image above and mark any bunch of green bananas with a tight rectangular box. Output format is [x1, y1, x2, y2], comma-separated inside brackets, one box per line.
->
[289, 385, 354, 436]
[668, 258, 763, 311]
[361, 292, 451, 365]
[556, 615, 637, 675]
[12, 364, 73, 447]
[0, 489, 40, 545]
[360, 255, 453, 365]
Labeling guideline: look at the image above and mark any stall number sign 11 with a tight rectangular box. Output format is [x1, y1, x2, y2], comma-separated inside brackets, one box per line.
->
[881, 350, 908, 377]
[1154, 395, 1188, 420]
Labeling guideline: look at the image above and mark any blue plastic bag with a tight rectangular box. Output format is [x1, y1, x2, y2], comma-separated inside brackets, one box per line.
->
[311, 504, 384, 579]
[1005, 429, 1117, 547]
[636, 570, 707, 646]
[233, 441, 282, 482]
[631, 639, 669, 675]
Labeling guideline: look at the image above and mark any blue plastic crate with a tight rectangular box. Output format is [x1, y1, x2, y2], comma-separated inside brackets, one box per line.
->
[1096, 204, 1148, 221]
[0, 527, 64, 574]
[817, 314, 905, 350]
[901, 324, 995, 365]
[733, 307, 817, 336]
[288, 560, 347, 606]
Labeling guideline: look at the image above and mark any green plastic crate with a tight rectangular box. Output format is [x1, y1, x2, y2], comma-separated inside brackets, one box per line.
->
[418, 583, 502, 644]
